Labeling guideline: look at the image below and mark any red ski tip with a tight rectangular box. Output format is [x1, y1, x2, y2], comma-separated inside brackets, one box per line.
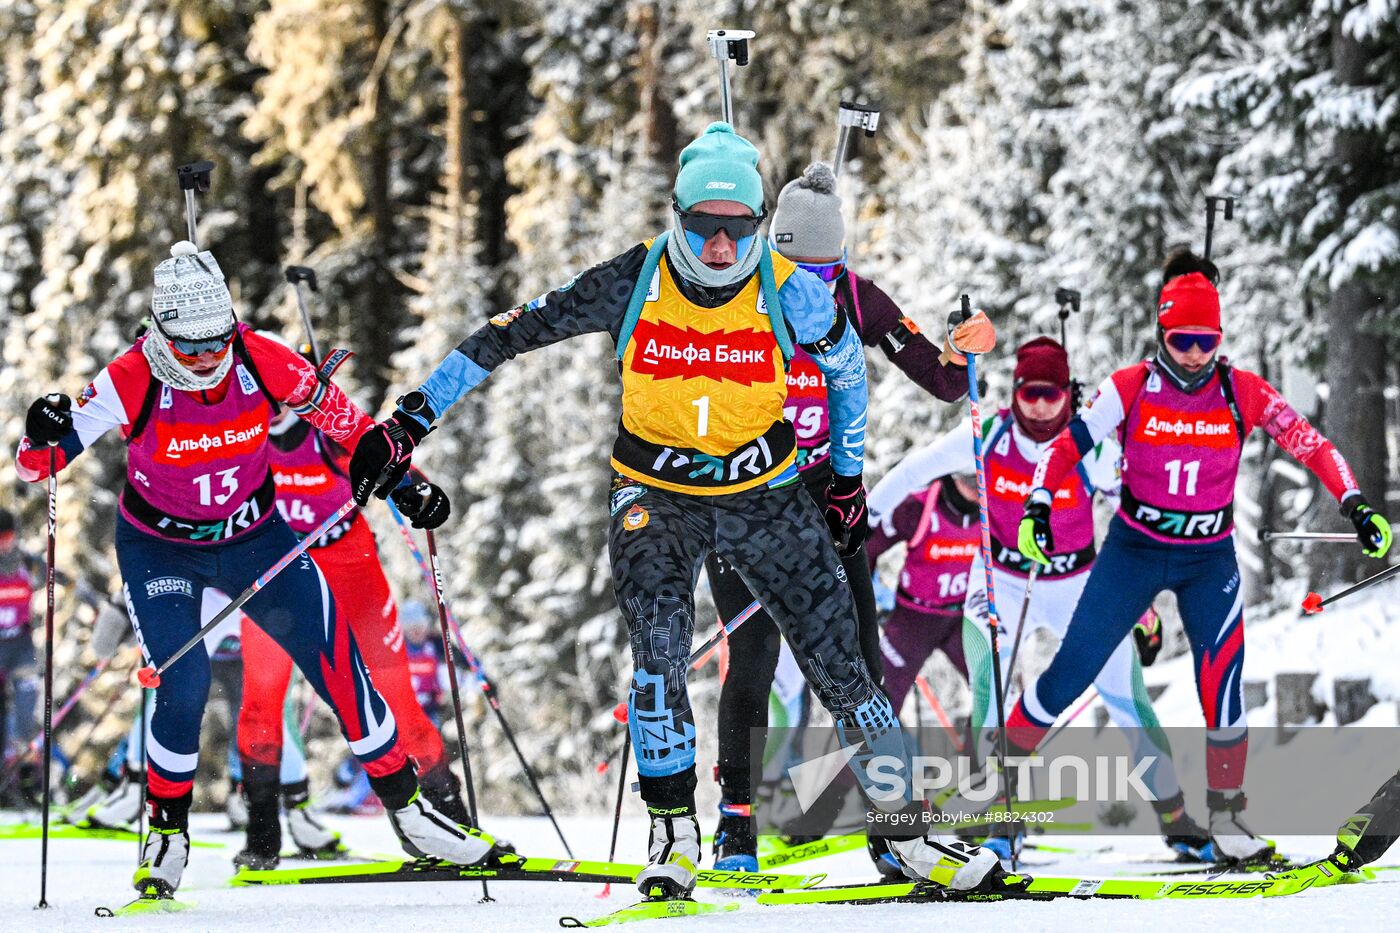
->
[136, 666, 161, 688]
[612, 702, 629, 723]
[1301, 592, 1324, 615]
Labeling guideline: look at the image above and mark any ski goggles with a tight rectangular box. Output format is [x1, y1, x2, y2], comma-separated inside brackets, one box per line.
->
[794, 252, 848, 283]
[1164, 330, 1222, 354]
[166, 329, 236, 365]
[673, 200, 766, 241]
[1014, 383, 1067, 405]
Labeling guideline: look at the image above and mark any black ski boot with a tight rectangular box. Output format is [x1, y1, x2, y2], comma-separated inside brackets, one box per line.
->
[233, 780, 282, 871]
[867, 834, 906, 880]
[713, 798, 757, 872]
[1153, 791, 1213, 861]
[419, 762, 472, 825]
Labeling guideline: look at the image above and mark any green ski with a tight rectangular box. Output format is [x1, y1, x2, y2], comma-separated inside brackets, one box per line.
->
[231, 855, 825, 892]
[0, 822, 222, 848]
[755, 799, 1078, 869]
[758, 872, 1317, 905]
[95, 887, 192, 917]
[560, 899, 739, 927]
[759, 834, 868, 869]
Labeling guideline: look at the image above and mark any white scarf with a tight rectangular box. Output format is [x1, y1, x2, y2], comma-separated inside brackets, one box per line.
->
[142, 334, 234, 392]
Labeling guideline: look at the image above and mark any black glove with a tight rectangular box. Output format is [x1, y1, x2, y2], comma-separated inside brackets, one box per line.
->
[391, 480, 451, 530]
[26, 394, 73, 446]
[1132, 607, 1163, 667]
[824, 471, 869, 558]
[349, 410, 431, 505]
[1343, 496, 1392, 559]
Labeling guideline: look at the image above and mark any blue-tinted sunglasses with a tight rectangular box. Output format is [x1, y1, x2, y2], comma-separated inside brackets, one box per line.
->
[1165, 331, 1221, 354]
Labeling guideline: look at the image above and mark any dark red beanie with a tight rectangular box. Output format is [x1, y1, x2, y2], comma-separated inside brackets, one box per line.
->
[1158, 272, 1221, 332]
[1014, 336, 1070, 387]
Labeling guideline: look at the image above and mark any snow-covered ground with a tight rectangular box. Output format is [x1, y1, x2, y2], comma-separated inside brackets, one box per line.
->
[0, 811, 1396, 932]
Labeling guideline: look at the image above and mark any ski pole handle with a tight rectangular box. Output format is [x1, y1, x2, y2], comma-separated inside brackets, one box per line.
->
[1258, 530, 1357, 543]
[689, 598, 761, 668]
[136, 497, 357, 687]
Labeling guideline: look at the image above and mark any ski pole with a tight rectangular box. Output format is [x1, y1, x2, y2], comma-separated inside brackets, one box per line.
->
[706, 28, 754, 126]
[958, 295, 1018, 867]
[689, 598, 761, 669]
[1039, 688, 1099, 751]
[1258, 530, 1357, 543]
[136, 498, 357, 688]
[599, 702, 630, 899]
[999, 564, 1038, 710]
[284, 266, 323, 363]
[1202, 194, 1235, 262]
[176, 160, 215, 247]
[386, 503, 574, 857]
[38, 446, 57, 909]
[1302, 562, 1400, 614]
[422, 527, 491, 902]
[914, 676, 965, 754]
[831, 101, 880, 181]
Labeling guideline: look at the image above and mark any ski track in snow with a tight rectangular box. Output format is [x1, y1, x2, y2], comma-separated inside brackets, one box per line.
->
[1, 813, 1398, 931]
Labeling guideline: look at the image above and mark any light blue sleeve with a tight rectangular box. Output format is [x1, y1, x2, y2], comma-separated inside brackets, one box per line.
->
[780, 271, 867, 477]
[779, 270, 838, 344]
[408, 350, 493, 429]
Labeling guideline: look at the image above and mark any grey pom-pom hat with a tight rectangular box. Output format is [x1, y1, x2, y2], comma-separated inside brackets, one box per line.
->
[769, 162, 845, 260]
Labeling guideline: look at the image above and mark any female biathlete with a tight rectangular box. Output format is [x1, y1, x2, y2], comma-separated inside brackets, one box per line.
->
[16, 242, 501, 898]
[1012, 250, 1392, 863]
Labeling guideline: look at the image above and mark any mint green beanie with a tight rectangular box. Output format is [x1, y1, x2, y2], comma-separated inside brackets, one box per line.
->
[673, 122, 764, 213]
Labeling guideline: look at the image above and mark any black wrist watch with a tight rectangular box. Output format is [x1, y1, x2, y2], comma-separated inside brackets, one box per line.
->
[396, 390, 434, 421]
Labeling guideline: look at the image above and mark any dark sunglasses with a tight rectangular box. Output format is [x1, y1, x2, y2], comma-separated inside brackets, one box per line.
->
[673, 200, 766, 241]
[1015, 383, 1067, 404]
[795, 252, 848, 283]
[1165, 331, 1221, 354]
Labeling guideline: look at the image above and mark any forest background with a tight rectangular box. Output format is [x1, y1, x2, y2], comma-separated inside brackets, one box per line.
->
[1, 0, 1396, 812]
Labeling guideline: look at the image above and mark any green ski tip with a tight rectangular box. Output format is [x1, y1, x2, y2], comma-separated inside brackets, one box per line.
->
[560, 899, 739, 927]
[95, 890, 192, 917]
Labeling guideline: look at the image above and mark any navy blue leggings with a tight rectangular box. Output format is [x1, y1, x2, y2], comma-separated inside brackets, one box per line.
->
[117, 513, 402, 797]
[1011, 516, 1247, 790]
